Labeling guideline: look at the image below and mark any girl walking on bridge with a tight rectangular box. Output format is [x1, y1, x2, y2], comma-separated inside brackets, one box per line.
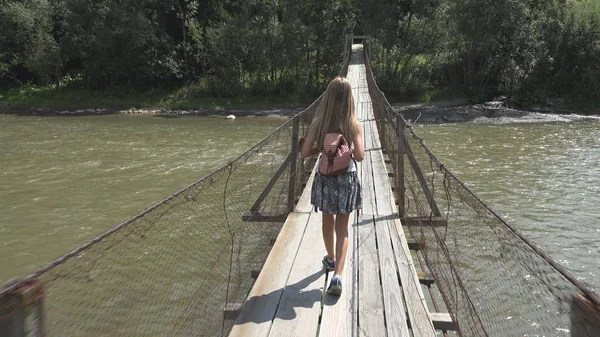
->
[300, 76, 364, 296]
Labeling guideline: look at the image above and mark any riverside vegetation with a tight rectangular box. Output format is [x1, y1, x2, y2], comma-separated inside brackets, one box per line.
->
[1, 0, 599, 111]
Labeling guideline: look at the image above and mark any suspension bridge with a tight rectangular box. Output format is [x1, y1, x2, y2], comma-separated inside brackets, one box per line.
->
[1, 40, 600, 337]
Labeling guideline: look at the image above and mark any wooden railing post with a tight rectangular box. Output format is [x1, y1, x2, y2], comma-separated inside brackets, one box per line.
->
[571, 293, 600, 337]
[377, 101, 386, 152]
[288, 116, 300, 211]
[344, 34, 349, 61]
[403, 138, 442, 217]
[0, 279, 45, 337]
[396, 115, 406, 217]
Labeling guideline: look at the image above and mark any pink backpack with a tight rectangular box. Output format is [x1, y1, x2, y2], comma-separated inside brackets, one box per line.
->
[319, 133, 353, 175]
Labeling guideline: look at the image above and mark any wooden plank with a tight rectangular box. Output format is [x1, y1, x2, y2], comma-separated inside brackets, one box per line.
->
[268, 212, 326, 337]
[353, 50, 439, 337]
[357, 214, 386, 337]
[390, 218, 436, 336]
[230, 212, 311, 337]
[374, 218, 410, 337]
[319, 212, 357, 337]
[403, 312, 455, 331]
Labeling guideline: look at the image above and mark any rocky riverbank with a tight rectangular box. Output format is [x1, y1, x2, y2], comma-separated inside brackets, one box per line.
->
[1, 106, 304, 118]
[394, 99, 599, 124]
[3, 99, 597, 123]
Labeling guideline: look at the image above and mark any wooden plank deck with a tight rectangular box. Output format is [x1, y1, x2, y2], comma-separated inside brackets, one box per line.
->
[229, 44, 441, 337]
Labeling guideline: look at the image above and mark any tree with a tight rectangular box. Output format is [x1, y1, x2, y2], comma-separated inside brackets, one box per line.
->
[0, 0, 60, 85]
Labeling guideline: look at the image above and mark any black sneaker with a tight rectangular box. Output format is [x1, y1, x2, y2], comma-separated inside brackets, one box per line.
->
[322, 256, 335, 271]
[327, 275, 342, 296]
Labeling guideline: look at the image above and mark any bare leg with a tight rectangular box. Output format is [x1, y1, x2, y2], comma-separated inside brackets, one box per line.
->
[334, 213, 351, 276]
[322, 212, 335, 260]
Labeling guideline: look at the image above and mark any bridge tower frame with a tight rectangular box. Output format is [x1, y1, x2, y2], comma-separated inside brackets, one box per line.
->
[344, 34, 372, 61]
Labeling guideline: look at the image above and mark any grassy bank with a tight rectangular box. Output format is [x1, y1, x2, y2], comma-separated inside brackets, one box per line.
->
[1, 84, 596, 115]
[0, 84, 311, 112]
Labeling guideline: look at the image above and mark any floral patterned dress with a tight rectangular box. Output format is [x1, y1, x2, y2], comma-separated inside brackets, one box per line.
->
[311, 167, 362, 215]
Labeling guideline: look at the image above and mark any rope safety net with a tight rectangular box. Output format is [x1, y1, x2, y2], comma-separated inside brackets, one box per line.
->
[363, 45, 600, 337]
[0, 60, 351, 337]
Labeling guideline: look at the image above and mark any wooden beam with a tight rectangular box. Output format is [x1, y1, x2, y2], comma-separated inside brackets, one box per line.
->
[430, 313, 455, 331]
[224, 303, 243, 320]
[417, 271, 435, 286]
[402, 216, 447, 227]
[249, 152, 293, 214]
[242, 213, 288, 223]
[407, 240, 424, 251]
[403, 139, 442, 216]
[405, 312, 455, 331]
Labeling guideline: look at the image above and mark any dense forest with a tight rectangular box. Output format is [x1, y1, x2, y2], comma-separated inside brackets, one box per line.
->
[1, 0, 599, 107]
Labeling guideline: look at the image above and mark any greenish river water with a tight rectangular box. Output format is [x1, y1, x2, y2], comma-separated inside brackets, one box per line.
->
[1, 112, 599, 292]
[0, 114, 283, 281]
[416, 116, 600, 290]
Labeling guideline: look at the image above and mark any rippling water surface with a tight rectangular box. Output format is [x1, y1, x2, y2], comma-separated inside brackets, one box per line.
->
[416, 116, 600, 290]
[0, 114, 283, 281]
[2, 112, 599, 293]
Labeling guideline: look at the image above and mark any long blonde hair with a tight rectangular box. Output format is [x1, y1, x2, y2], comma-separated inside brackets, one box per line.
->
[314, 76, 359, 150]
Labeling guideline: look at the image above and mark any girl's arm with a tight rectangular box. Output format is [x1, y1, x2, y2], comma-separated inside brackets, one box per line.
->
[300, 121, 319, 158]
[352, 123, 365, 162]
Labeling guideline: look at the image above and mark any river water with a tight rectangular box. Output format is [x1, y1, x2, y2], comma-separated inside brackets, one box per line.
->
[0, 114, 283, 281]
[415, 114, 600, 291]
[1, 112, 599, 292]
